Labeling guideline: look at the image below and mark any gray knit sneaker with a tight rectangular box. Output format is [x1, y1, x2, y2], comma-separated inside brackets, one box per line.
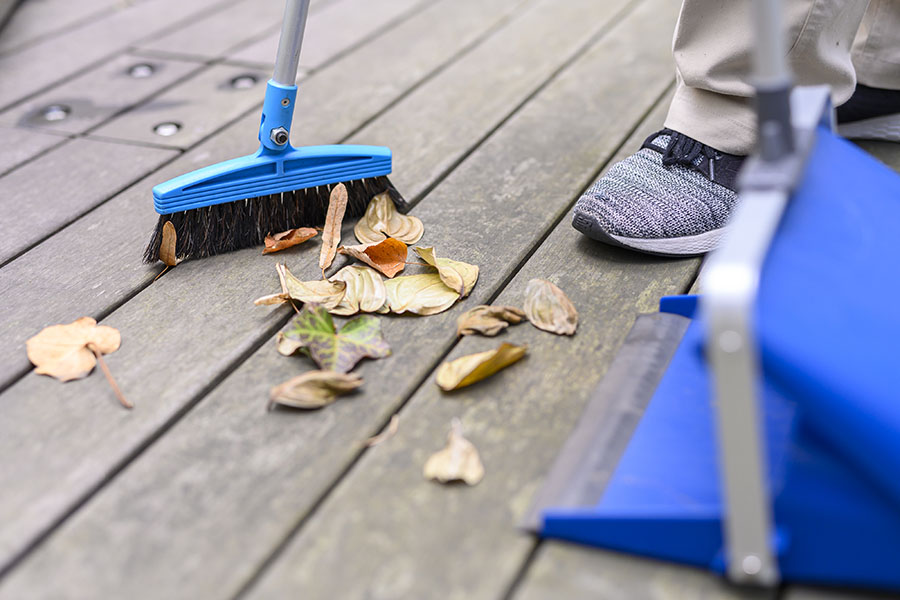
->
[573, 129, 745, 256]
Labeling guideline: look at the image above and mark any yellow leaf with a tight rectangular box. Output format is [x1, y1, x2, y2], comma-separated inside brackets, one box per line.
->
[339, 237, 408, 278]
[523, 278, 578, 335]
[424, 419, 484, 485]
[414, 247, 479, 297]
[262, 227, 317, 254]
[329, 265, 387, 316]
[269, 370, 363, 409]
[456, 305, 525, 337]
[435, 342, 527, 391]
[276, 263, 346, 310]
[384, 273, 460, 316]
[26, 317, 121, 382]
[159, 221, 178, 266]
[354, 191, 424, 245]
[319, 183, 348, 272]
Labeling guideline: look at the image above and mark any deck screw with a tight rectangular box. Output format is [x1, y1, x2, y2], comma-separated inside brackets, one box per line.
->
[41, 104, 70, 122]
[153, 122, 181, 137]
[269, 127, 289, 145]
[230, 74, 258, 89]
[127, 63, 156, 78]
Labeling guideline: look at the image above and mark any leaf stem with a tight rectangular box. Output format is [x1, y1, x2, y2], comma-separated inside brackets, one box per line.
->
[89, 345, 132, 409]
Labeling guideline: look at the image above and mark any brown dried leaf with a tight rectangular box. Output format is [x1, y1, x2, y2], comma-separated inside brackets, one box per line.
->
[456, 305, 525, 337]
[435, 342, 527, 391]
[319, 183, 348, 272]
[329, 265, 387, 316]
[159, 221, 178, 266]
[276, 263, 346, 310]
[523, 278, 578, 335]
[269, 370, 363, 409]
[414, 247, 479, 297]
[253, 293, 291, 306]
[354, 191, 424, 245]
[383, 273, 460, 316]
[262, 227, 317, 254]
[339, 237, 408, 278]
[26, 318, 121, 381]
[424, 419, 484, 485]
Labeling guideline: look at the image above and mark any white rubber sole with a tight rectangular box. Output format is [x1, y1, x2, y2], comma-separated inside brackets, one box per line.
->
[573, 211, 725, 257]
[838, 114, 900, 142]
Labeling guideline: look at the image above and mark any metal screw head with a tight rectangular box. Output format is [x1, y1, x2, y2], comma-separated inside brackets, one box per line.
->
[153, 122, 181, 137]
[269, 127, 289, 145]
[230, 74, 258, 89]
[280, 97, 290, 107]
[741, 554, 763, 576]
[41, 104, 70, 122]
[128, 63, 156, 78]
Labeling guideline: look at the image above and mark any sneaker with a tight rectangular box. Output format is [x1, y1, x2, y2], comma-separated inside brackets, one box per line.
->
[837, 84, 900, 142]
[572, 129, 745, 256]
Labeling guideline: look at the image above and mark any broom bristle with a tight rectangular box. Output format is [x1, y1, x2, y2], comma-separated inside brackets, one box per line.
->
[143, 175, 407, 263]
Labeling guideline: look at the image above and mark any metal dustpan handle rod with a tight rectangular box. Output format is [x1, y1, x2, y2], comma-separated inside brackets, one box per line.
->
[752, 0, 795, 161]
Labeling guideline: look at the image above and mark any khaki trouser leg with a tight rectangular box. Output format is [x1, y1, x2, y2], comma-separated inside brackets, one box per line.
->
[853, 0, 900, 90]
[664, 0, 871, 155]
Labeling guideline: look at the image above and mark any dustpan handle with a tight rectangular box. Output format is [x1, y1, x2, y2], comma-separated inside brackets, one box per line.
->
[752, 0, 795, 160]
[273, 0, 311, 86]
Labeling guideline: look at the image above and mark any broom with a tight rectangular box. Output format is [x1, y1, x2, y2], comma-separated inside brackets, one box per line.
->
[143, 0, 406, 262]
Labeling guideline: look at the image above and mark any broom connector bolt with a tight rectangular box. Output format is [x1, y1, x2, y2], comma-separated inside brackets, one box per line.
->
[269, 127, 289, 146]
[281, 98, 290, 107]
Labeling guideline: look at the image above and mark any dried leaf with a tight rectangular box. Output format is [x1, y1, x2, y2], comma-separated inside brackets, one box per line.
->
[435, 342, 527, 391]
[354, 191, 424, 245]
[276, 263, 346, 310]
[339, 238, 408, 278]
[523, 278, 578, 335]
[365, 414, 399, 447]
[262, 227, 317, 254]
[319, 183, 348, 272]
[275, 332, 305, 356]
[329, 265, 387, 316]
[424, 419, 484, 485]
[383, 273, 460, 316]
[254, 293, 291, 306]
[281, 304, 391, 373]
[159, 221, 178, 266]
[414, 247, 479, 297]
[26, 317, 121, 382]
[269, 370, 362, 409]
[456, 305, 525, 337]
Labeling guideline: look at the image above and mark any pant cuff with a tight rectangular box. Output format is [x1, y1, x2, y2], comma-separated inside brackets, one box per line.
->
[664, 82, 757, 155]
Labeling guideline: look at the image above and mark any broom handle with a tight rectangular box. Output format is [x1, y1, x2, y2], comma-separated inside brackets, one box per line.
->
[273, 0, 311, 86]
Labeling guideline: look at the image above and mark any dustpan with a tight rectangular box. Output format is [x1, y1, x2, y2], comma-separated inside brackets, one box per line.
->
[527, 0, 900, 591]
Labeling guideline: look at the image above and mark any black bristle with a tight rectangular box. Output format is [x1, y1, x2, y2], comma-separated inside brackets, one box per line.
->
[143, 175, 408, 263]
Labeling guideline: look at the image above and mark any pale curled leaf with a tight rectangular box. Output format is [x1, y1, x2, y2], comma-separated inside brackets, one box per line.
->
[329, 265, 387, 316]
[414, 247, 478, 297]
[275, 332, 305, 356]
[254, 292, 291, 306]
[319, 183, 348, 272]
[365, 414, 399, 447]
[26, 317, 121, 382]
[354, 191, 424, 245]
[456, 305, 525, 337]
[281, 304, 391, 373]
[159, 221, 178, 266]
[262, 228, 317, 254]
[424, 419, 484, 485]
[276, 263, 346, 310]
[269, 370, 362, 409]
[523, 278, 578, 335]
[339, 238, 408, 278]
[435, 342, 527, 391]
[384, 273, 460, 316]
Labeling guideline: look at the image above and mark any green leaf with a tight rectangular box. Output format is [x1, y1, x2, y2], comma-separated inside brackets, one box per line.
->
[282, 304, 391, 373]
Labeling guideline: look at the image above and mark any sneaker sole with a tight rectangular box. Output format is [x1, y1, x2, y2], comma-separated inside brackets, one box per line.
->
[573, 211, 724, 257]
[838, 114, 900, 142]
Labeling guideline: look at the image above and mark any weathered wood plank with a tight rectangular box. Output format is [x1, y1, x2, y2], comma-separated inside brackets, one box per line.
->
[784, 586, 895, 600]
[0, 0, 235, 111]
[514, 542, 771, 600]
[858, 140, 900, 172]
[0, 0, 127, 56]
[0, 2, 682, 598]
[224, 0, 429, 71]
[0, 53, 204, 136]
[0, 126, 65, 176]
[88, 63, 272, 149]
[0, 0, 532, 582]
[0, 138, 177, 265]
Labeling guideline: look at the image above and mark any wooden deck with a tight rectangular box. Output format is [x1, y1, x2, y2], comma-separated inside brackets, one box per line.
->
[1, 1, 897, 598]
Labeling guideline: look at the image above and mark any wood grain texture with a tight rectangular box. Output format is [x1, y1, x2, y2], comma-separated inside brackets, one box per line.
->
[0, 0, 522, 393]
[0, 0, 129, 55]
[89, 63, 271, 149]
[0, 0, 234, 111]
[0, 53, 204, 135]
[0, 137, 177, 264]
[0, 126, 65, 176]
